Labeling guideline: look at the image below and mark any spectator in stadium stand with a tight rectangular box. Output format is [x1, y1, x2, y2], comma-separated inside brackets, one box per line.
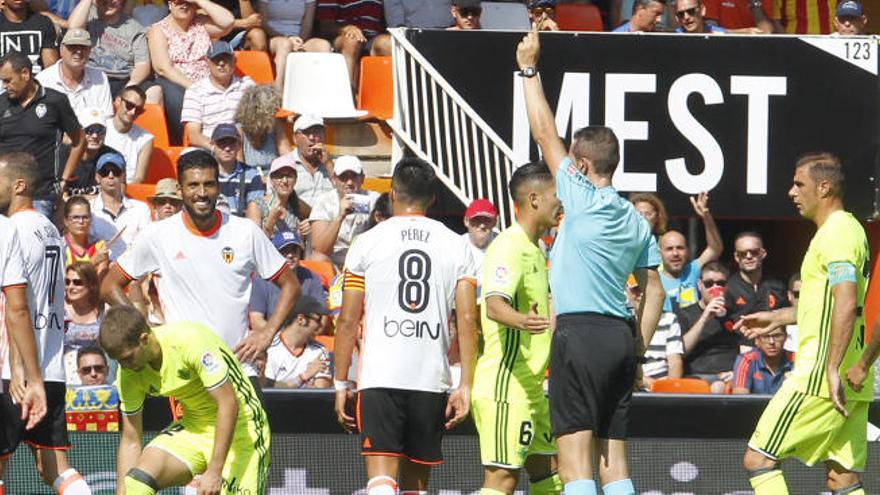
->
[317, 0, 392, 89]
[784, 272, 800, 352]
[0, 0, 59, 74]
[103, 85, 154, 184]
[613, 0, 665, 31]
[732, 327, 794, 394]
[0, 50, 85, 220]
[674, 0, 728, 31]
[67, 0, 163, 102]
[704, 0, 774, 32]
[36, 28, 114, 117]
[658, 191, 723, 313]
[626, 281, 685, 390]
[181, 41, 254, 149]
[366, 191, 390, 228]
[724, 231, 789, 348]
[449, 0, 482, 29]
[834, 0, 867, 34]
[63, 263, 105, 384]
[528, 0, 560, 30]
[310, 155, 379, 269]
[62, 196, 110, 275]
[384, 0, 454, 28]
[461, 198, 498, 292]
[250, 229, 325, 331]
[147, 177, 183, 221]
[213, 0, 267, 51]
[260, 0, 332, 90]
[76, 346, 110, 385]
[263, 295, 333, 389]
[677, 261, 739, 393]
[769, 0, 837, 32]
[210, 123, 265, 224]
[64, 107, 117, 197]
[261, 154, 313, 238]
[284, 114, 335, 208]
[630, 192, 668, 238]
[88, 151, 152, 260]
[147, 0, 235, 145]
[235, 85, 293, 173]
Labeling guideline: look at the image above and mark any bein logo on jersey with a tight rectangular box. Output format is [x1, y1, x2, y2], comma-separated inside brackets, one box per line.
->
[383, 315, 441, 340]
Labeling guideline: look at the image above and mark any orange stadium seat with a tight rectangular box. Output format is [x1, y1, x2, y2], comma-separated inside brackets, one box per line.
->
[363, 177, 391, 194]
[357, 56, 393, 120]
[300, 260, 336, 289]
[134, 104, 170, 149]
[126, 183, 156, 205]
[650, 378, 712, 394]
[556, 3, 604, 31]
[144, 147, 182, 184]
[235, 50, 275, 84]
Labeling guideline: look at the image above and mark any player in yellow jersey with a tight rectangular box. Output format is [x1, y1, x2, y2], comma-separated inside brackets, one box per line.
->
[736, 152, 870, 495]
[99, 306, 270, 495]
[471, 162, 563, 495]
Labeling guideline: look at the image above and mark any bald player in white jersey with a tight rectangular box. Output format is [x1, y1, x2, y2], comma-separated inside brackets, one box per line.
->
[0, 152, 87, 494]
[102, 149, 301, 384]
[335, 157, 479, 495]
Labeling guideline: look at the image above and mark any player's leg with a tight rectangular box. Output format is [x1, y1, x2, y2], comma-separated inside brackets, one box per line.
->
[359, 389, 407, 495]
[399, 390, 447, 493]
[472, 396, 520, 494]
[596, 439, 633, 495]
[365, 456, 402, 495]
[123, 447, 194, 495]
[32, 449, 91, 494]
[221, 424, 272, 495]
[399, 459, 431, 494]
[823, 400, 868, 495]
[523, 399, 561, 495]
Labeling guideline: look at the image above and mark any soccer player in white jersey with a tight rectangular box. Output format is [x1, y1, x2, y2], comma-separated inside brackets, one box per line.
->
[334, 157, 479, 495]
[0, 152, 88, 494]
[102, 149, 301, 386]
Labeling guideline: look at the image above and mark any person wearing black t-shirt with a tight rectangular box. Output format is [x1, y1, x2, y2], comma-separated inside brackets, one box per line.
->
[0, 51, 84, 219]
[0, 0, 59, 74]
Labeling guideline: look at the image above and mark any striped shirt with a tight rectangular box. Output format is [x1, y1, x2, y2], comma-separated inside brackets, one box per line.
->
[643, 312, 684, 379]
[771, 0, 836, 33]
[180, 75, 255, 139]
[317, 0, 384, 39]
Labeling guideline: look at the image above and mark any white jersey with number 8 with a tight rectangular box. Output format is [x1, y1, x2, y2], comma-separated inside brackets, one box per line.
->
[344, 215, 477, 393]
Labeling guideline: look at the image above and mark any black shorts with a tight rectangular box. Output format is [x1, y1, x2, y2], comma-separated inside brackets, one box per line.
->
[357, 388, 447, 464]
[548, 313, 637, 440]
[0, 381, 71, 457]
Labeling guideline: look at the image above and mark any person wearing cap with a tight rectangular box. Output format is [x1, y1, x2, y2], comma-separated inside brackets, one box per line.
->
[103, 85, 154, 184]
[148, 178, 183, 221]
[250, 229, 325, 332]
[88, 150, 151, 260]
[527, 0, 560, 30]
[261, 153, 312, 237]
[449, 0, 482, 29]
[210, 122, 265, 223]
[834, 0, 867, 34]
[462, 198, 498, 280]
[281, 114, 335, 207]
[36, 27, 114, 117]
[0, 50, 85, 220]
[0, 0, 59, 74]
[65, 107, 122, 197]
[181, 40, 255, 150]
[309, 154, 379, 268]
[263, 295, 332, 389]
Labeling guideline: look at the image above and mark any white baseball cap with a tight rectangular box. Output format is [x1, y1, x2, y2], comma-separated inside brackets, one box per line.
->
[334, 155, 363, 176]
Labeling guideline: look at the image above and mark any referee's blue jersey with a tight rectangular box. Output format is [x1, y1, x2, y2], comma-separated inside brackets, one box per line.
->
[549, 157, 660, 318]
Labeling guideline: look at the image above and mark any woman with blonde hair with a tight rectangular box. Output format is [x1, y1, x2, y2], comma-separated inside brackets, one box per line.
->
[235, 84, 293, 173]
[630, 192, 668, 237]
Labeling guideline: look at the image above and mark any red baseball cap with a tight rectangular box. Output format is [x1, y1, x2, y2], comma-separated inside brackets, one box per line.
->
[465, 198, 498, 220]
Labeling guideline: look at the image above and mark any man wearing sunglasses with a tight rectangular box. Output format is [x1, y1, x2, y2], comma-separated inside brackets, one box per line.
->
[88, 151, 151, 260]
[527, 0, 559, 30]
[76, 347, 109, 385]
[449, 0, 482, 29]
[263, 295, 332, 389]
[104, 85, 154, 184]
[673, 0, 727, 32]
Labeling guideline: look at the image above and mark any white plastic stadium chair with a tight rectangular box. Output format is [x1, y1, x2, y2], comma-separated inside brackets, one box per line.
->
[282, 53, 368, 119]
[480, 2, 531, 30]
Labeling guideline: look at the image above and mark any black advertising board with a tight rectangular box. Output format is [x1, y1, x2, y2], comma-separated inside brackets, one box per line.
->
[404, 30, 880, 219]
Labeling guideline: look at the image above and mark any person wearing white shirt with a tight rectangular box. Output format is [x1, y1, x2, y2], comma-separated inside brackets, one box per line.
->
[263, 295, 332, 389]
[103, 85, 154, 184]
[88, 151, 151, 261]
[35, 28, 114, 117]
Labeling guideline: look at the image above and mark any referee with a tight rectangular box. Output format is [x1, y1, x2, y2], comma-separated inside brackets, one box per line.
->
[517, 26, 665, 495]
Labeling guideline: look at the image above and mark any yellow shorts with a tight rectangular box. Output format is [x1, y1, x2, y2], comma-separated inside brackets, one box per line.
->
[147, 420, 271, 494]
[472, 396, 556, 469]
[749, 380, 868, 471]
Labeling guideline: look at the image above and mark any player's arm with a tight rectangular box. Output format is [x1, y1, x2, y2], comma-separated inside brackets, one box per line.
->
[634, 267, 664, 355]
[733, 306, 796, 339]
[117, 411, 144, 495]
[485, 295, 549, 334]
[3, 285, 47, 429]
[101, 266, 150, 316]
[200, 381, 239, 494]
[848, 315, 880, 392]
[516, 24, 567, 175]
[691, 192, 723, 267]
[447, 278, 477, 429]
[235, 268, 301, 362]
[826, 264, 858, 415]
[333, 275, 364, 432]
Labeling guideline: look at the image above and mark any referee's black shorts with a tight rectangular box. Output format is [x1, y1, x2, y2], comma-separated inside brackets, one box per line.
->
[549, 312, 637, 440]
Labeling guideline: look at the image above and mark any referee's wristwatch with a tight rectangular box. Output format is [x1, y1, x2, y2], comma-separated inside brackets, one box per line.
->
[519, 67, 538, 78]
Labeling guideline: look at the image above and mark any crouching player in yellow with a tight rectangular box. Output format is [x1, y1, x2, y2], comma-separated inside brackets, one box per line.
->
[99, 306, 270, 495]
[471, 162, 563, 495]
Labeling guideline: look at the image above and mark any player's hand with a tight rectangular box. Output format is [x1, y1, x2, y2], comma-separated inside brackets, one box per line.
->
[22, 380, 47, 430]
[519, 303, 550, 334]
[846, 362, 869, 393]
[234, 329, 273, 363]
[197, 468, 222, 495]
[516, 22, 540, 71]
[828, 370, 848, 417]
[690, 192, 710, 218]
[734, 311, 781, 340]
[444, 387, 470, 429]
[334, 388, 357, 432]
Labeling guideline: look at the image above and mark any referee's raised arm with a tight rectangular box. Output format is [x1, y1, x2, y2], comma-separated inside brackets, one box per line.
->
[517, 23, 567, 175]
